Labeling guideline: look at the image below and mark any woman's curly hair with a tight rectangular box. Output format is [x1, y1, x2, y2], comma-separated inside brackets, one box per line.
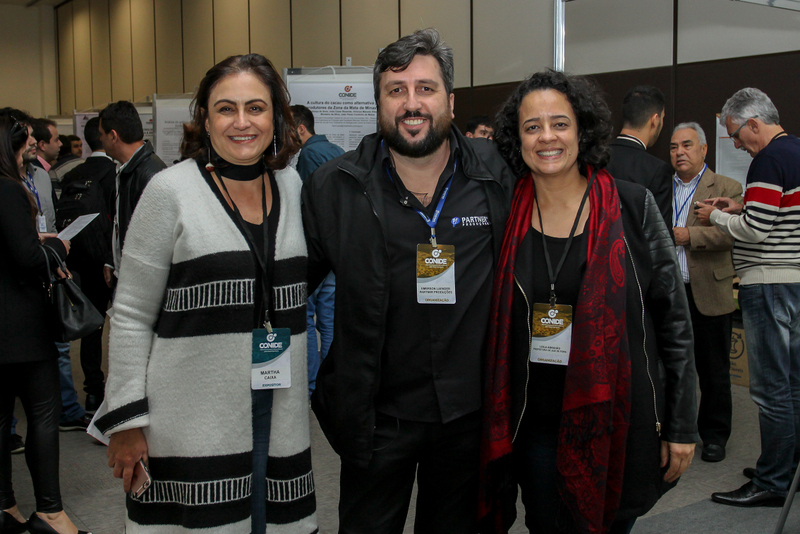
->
[181, 54, 300, 170]
[494, 69, 613, 178]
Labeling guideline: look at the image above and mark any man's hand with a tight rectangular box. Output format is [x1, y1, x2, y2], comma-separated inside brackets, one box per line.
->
[103, 265, 115, 288]
[693, 200, 717, 226]
[705, 196, 743, 214]
[673, 227, 690, 247]
[108, 428, 149, 492]
[661, 441, 695, 483]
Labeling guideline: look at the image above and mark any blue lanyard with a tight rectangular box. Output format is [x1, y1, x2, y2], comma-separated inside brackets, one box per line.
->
[673, 164, 705, 225]
[385, 159, 457, 247]
[22, 171, 43, 212]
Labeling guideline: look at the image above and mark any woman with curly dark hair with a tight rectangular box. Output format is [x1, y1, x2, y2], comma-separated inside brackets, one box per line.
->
[99, 54, 315, 534]
[478, 70, 698, 533]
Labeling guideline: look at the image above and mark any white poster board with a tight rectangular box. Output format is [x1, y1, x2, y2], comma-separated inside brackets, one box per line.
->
[137, 106, 154, 145]
[153, 94, 194, 166]
[73, 112, 99, 158]
[715, 115, 752, 190]
[71, 106, 152, 159]
[285, 67, 376, 151]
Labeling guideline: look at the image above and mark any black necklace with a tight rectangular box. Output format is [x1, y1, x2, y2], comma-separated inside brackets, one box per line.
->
[218, 160, 265, 181]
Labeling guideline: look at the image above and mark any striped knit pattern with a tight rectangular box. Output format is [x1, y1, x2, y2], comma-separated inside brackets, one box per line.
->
[163, 279, 255, 312]
[133, 475, 253, 505]
[101, 159, 316, 533]
[721, 136, 800, 283]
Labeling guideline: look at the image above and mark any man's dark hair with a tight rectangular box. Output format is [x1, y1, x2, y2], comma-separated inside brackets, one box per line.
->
[32, 118, 58, 144]
[466, 115, 492, 134]
[58, 135, 73, 158]
[495, 69, 613, 178]
[181, 53, 300, 170]
[0, 107, 34, 128]
[373, 28, 454, 104]
[99, 101, 144, 144]
[84, 117, 102, 151]
[621, 85, 665, 129]
[290, 105, 316, 135]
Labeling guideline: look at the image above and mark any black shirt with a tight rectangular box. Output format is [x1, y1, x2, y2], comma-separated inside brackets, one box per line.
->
[512, 227, 587, 431]
[374, 132, 495, 423]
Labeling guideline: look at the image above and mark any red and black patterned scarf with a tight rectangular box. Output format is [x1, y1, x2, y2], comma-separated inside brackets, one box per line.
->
[479, 167, 631, 533]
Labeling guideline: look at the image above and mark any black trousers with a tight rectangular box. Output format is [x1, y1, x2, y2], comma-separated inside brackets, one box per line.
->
[686, 284, 733, 447]
[73, 263, 111, 397]
[339, 411, 481, 534]
[0, 359, 63, 512]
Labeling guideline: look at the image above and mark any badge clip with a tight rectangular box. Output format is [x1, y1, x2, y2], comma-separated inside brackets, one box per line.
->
[430, 228, 438, 248]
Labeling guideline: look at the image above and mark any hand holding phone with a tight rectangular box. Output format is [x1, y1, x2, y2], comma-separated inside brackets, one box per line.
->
[131, 459, 152, 498]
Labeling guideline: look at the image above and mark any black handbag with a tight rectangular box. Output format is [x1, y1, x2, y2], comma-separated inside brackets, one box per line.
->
[41, 244, 106, 342]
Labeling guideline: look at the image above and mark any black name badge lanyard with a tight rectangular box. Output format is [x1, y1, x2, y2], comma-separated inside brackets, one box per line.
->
[529, 170, 595, 365]
[217, 172, 292, 390]
[534, 169, 596, 309]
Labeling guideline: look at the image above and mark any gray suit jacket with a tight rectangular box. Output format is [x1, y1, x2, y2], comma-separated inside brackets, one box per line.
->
[683, 169, 743, 316]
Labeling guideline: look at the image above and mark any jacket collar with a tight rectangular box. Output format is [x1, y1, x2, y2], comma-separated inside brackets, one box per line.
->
[120, 140, 155, 175]
[338, 125, 497, 188]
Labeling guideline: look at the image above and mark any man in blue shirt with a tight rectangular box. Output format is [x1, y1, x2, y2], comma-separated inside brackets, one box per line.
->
[290, 105, 344, 397]
[291, 105, 345, 182]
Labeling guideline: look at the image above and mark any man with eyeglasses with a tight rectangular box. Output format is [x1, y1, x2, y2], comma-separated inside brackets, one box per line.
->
[695, 88, 800, 508]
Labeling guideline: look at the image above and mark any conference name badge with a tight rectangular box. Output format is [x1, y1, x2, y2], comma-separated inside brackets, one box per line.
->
[37, 214, 47, 233]
[529, 304, 573, 366]
[416, 244, 456, 304]
[251, 328, 291, 390]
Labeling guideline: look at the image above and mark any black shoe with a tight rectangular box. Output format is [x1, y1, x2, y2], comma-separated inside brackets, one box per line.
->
[0, 511, 27, 534]
[9, 433, 24, 454]
[84, 393, 103, 414]
[26, 513, 91, 534]
[58, 414, 91, 432]
[701, 443, 726, 462]
[711, 481, 786, 507]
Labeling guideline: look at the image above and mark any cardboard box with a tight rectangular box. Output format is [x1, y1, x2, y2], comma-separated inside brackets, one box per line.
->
[730, 327, 749, 387]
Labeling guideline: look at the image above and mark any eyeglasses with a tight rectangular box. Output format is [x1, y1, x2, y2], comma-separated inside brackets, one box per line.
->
[729, 116, 758, 141]
[8, 116, 27, 138]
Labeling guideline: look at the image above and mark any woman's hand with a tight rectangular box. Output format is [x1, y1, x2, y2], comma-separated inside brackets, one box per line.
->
[661, 441, 695, 483]
[38, 232, 57, 243]
[61, 239, 71, 255]
[108, 427, 149, 492]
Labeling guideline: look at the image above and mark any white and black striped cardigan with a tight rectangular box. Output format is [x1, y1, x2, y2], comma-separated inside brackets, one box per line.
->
[97, 159, 317, 533]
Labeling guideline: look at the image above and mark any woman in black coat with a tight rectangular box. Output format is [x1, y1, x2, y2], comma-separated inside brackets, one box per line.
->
[0, 113, 88, 534]
[478, 71, 698, 534]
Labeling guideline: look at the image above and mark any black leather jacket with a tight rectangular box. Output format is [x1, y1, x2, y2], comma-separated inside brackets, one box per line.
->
[118, 141, 166, 249]
[303, 128, 515, 468]
[508, 179, 698, 521]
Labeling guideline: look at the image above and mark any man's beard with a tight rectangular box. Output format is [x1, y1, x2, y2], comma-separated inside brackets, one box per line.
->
[21, 145, 36, 164]
[380, 110, 451, 158]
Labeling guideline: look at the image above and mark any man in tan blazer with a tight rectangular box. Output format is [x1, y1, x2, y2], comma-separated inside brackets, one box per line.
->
[670, 122, 743, 462]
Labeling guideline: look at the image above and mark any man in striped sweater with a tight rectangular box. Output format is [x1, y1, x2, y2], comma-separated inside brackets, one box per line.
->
[696, 88, 800, 508]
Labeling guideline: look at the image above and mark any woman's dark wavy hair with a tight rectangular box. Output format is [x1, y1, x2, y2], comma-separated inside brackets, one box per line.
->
[494, 69, 613, 178]
[0, 114, 38, 220]
[181, 54, 300, 170]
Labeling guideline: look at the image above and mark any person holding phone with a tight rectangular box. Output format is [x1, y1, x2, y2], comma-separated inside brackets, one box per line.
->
[96, 54, 316, 534]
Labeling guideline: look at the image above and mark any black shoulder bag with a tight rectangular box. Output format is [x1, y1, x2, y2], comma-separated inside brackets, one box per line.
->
[41, 244, 105, 342]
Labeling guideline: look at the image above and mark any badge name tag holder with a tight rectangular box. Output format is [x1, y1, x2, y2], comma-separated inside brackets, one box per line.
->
[385, 156, 458, 304]
[529, 171, 595, 366]
[22, 171, 47, 232]
[216, 170, 291, 389]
